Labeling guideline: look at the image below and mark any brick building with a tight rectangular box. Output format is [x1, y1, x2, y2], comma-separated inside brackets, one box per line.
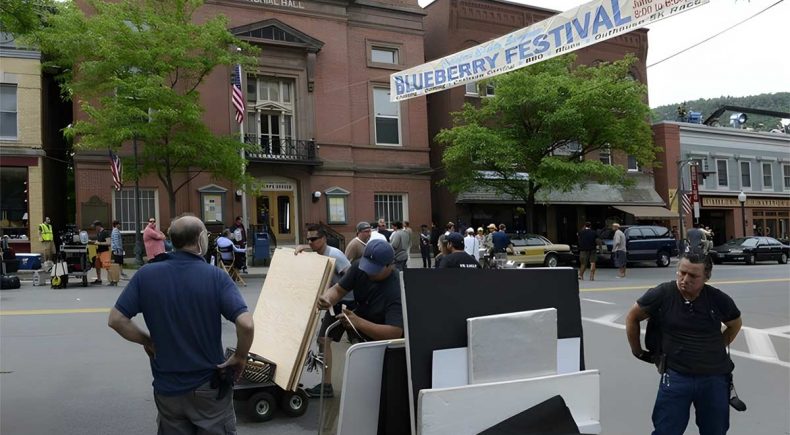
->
[423, 0, 671, 244]
[73, 0, 432, 248]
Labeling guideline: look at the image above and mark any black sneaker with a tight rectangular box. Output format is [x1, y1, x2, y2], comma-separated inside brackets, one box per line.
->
[305, 383, 333, 398]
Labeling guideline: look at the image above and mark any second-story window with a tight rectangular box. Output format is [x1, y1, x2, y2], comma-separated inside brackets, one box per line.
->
[783, 164, 790, 190]
[373, 87, 400, 145]
[740, 161, 751, 189]
[0, 83, 17, 139]
[762, 162, 773, 189]
[716, 159, 728, 187]
[371, 47, 398, 64]
[599, 147, 612, 165]
[627, 155, 639, 172]
[245, 76, 295, 154]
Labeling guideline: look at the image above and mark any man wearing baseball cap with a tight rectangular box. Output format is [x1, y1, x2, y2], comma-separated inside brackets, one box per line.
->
[440, 232, 480, 268]
[312, 239, 403, 398]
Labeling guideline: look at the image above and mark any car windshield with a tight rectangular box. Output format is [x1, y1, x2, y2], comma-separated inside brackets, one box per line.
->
[740, 238, 758, 247]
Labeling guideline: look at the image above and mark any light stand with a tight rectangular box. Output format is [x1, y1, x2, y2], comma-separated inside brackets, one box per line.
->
[738, 191, 747, 237]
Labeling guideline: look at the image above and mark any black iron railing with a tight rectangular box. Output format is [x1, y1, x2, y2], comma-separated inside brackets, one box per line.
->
[244, 136, 319, 164]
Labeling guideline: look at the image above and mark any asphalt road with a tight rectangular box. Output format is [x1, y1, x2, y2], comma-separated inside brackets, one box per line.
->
[1, 259, 788, 435]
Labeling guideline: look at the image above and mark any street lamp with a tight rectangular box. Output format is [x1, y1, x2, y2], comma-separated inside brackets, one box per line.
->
[738, 191, 747, 237]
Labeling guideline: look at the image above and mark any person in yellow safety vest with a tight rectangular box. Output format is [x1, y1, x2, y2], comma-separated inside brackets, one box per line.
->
[39, 217, 55, 263]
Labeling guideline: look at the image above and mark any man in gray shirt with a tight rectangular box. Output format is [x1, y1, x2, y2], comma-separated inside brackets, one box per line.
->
[612, 223, 627, 278]
[390, 221, 410, 271]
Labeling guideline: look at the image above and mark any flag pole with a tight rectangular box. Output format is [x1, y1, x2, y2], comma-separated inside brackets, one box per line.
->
[236, 55, 249, 267]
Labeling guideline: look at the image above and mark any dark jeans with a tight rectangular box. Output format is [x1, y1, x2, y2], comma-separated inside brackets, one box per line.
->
[420, 247, 431, 268]
[652, 369, 730, 435]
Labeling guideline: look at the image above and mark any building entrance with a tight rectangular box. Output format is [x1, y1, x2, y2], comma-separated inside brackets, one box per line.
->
[255, 181, 297, 245]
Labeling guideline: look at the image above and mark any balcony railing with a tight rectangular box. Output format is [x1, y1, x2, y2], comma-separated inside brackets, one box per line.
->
[244, 136, 320, 165]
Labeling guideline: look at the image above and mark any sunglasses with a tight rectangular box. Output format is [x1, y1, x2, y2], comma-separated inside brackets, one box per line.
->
[148, 220, 156, 223]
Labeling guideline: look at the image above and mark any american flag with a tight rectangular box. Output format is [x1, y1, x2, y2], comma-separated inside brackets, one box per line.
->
[231, 64, 245, 124]
[109, 150, 122, 191]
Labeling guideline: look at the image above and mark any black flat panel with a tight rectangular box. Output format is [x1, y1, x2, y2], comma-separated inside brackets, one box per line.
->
[401, 268, 584, 419]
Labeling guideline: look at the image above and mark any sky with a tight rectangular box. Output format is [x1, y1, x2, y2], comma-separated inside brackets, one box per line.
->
[418, 0, 789, 108]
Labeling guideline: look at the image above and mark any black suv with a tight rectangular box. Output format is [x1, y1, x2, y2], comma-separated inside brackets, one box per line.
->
[599, 225, 679, 267]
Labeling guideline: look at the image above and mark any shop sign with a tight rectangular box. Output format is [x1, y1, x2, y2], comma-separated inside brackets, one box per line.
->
[701, 197, 790, 208]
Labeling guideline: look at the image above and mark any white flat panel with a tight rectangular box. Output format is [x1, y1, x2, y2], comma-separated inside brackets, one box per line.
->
[432, 347, 468, 389]
[336, 341, 388, 435]
[557, 337, 581, 374]
[467, 308, 557, 384]
[418, 370, 600, 435]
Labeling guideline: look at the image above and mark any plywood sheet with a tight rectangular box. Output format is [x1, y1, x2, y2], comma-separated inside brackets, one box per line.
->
[467, 308, 557, 384]
[251, 248, 334, 390]
[418, 370, 600, 435]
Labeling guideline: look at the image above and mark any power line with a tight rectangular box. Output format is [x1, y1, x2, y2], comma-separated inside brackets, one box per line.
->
[647, 0, 784, 69]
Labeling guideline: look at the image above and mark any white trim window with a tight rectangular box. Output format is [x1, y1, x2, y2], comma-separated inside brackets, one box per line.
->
[0, 83, 18, 139]
[465, 82, 479, 96]
[371, 47, 398, 64]
[246, 75, 296, 154]
[715, 159, 728, 188]
[627, 155, 640, 172]
[762, 162, 773, 189]
[113, 188, 158, 232]
[739, 161, 751, 189]
[374, 193, 408, 227]
[599, 146, 612, 165]
[783, 164, 790, 190]
[373, 87, 400, 145]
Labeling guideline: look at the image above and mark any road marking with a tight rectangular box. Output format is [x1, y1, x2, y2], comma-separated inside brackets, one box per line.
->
[0, 308, 110, 316]
[742, 327, 779, 361]
[582, 298, 617, 305]
[581, 277, 790, 292]
[583, 316, 790, 368]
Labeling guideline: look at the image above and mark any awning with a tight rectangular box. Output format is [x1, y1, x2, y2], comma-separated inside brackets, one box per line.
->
[614, 205, 678, 219]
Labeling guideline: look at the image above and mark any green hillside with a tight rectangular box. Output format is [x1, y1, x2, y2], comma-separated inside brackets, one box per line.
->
[651, 92, 790, 132]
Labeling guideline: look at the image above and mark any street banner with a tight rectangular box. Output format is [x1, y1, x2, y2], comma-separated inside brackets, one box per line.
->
[390, 0, 708, 101]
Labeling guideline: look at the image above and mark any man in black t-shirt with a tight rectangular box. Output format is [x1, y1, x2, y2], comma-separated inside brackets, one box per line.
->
[439, 232, 480, 268]
[577, 222, 599, 281]
[90, 220, 111, 285]
[625, 253, 742, 435]
[312, 239, 403, 398]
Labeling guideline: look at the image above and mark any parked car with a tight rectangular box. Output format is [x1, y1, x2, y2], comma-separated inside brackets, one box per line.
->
[507, 234, 575, 268]
[598, 225, 679, 267]
[710, 237, 789, 265]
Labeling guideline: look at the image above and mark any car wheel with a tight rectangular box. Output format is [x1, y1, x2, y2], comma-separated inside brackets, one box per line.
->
[779, 253, 788, 264]
[248, 391, 276, 422]
[745, 254, 755, 265]
[544, 254, 558, 268]
[656, 251, 671, 267]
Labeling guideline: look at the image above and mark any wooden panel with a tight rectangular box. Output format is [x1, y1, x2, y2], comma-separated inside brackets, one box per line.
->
[250, 248, 334, 390]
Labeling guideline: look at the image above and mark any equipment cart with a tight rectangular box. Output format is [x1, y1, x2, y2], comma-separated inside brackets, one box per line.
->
[52, 243, 92, 288]
[225, 348, 309, 422]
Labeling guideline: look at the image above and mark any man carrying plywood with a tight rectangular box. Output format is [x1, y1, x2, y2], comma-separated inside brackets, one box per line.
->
[310, 240, 404, 398]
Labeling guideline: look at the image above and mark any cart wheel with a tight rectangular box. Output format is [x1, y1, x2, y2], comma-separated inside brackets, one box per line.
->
[247, 392, 276, 422]
[281, 389, 309, 418]
[82, 275, 88, 287]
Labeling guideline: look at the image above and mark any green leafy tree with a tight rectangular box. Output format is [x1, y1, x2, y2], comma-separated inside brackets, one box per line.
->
[34, 0, 260, 217]
[0, 0, 53, 35]
[436, 54, 656, 233]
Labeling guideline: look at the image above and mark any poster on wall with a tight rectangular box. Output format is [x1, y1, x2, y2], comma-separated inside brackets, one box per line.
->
[203, 194, 222, 223]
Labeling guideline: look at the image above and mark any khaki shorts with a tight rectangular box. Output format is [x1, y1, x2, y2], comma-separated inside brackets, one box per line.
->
[579, 250, 597, 265]
[154, 380, 236, 435]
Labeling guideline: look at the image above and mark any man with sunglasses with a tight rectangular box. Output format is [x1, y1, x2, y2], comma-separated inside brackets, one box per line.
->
[297, 225, 351, 398]
[310, 239, 403, 398]
[625, 252, 742, 435]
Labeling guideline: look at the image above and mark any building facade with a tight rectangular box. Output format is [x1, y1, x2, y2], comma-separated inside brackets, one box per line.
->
[654, 121, 790, 245]
[72, 0, 432, 246]
[423, 0, 670, 244]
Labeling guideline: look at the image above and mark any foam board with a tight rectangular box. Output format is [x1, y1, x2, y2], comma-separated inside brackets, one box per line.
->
[431, 347, 467, 389]
[557, 337, 581, 374]
[250, 248, 334, 390]
[467, 308, 557, 384]
[417, 370, 600, 435]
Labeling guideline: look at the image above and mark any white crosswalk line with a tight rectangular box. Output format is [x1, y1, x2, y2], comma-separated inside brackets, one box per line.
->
[741, 327, 779, 361]
[581, 298, 616, 305]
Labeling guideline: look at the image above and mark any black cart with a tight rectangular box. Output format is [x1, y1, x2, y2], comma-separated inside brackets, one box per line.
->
[51, 244, 92, 288]
[225, 348, 309, 422]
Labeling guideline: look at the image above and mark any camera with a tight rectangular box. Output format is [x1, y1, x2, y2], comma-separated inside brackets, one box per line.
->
[729, 395, 746, 412]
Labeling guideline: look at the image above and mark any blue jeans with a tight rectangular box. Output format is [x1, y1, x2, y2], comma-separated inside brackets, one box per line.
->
[652, 369, 730, 435]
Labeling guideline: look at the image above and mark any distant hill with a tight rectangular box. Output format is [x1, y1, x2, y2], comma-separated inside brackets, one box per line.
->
[651, 92, 790, 132]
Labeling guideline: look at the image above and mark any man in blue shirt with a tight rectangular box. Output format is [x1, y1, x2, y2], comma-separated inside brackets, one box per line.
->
[491, 223, 513, 253]
[108, 215, 254, 434]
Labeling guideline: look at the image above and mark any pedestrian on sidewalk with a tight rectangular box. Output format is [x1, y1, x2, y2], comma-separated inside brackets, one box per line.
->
[612, 223, 627, 278]
[419, 225, 432, 268]
[38, 217, 55, 264]
[577, 222, 599, 281]
[390, 221, 410, 271]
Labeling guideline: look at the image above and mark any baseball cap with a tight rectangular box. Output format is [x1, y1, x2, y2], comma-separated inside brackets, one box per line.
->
[466, 228, 475, 234]
[356, 221, 372, 233]
[446, 232, 465, 249]
[487, 223, 496, 230]
[359, 239, 395, 276]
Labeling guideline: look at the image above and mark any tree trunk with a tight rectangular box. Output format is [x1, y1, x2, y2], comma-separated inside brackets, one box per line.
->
[167, 188, 177, 223]
[525, 200, 535, 234]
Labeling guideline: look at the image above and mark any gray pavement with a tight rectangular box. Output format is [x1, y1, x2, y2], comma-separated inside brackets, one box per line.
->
[1, 257, 788, 434]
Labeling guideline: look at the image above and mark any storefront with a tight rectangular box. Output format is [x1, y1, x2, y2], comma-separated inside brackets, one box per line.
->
[701, 196, 790, 243]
